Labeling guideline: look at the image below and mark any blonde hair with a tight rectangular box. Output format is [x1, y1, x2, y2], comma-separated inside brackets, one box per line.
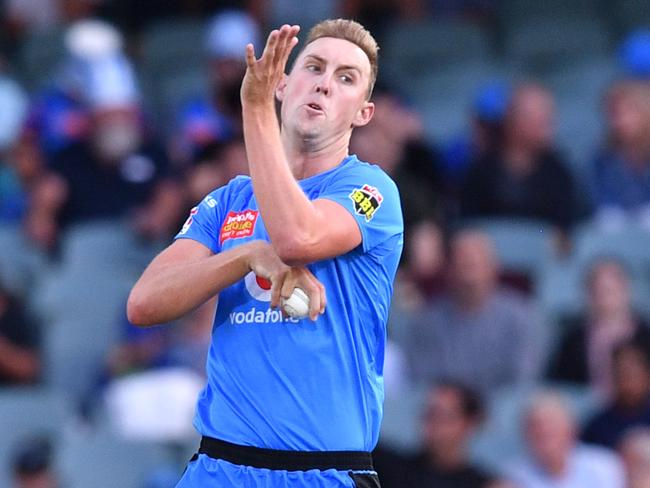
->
[301, 19, 379, 99]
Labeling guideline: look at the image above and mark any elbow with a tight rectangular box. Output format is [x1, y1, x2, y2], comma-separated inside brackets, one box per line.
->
[126, 289, 156, 327]
[273, 233, 313, 266]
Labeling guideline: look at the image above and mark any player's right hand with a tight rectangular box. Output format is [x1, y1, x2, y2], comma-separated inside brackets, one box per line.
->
[245, 241, 326, 321]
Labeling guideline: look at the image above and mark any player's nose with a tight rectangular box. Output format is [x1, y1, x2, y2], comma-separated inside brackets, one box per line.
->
[314, 73, 332, 96]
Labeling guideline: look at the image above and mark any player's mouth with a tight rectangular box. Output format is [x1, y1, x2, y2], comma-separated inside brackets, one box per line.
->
[305, 103, 325, 115]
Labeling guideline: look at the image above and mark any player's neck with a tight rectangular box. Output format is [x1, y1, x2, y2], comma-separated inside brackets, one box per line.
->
[281, 131, 350, 180]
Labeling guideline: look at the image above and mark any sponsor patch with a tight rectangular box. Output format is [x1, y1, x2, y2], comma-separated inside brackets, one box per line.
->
[349, 184, 383, 221]
[220, 210, 259, 244]
[179, 206, 198, 235]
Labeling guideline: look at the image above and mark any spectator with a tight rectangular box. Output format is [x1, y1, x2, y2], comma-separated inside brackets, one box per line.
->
[11, 436, 58, 488]
[350, 89, 445, 231]
[375, 381, 494, 488]
[619, 428, 650, 488]
[26, 50, 184, 249]
[393, 219, 446, 310]
[443, 80, 509, 192]
[409, 381, 494, 487]
[460, 82, 578, 232]
[0, 284, 40, 385]
[171, 9, 261, 165]
[582, 339, 650, 450]
[405, 230, 544, 395]
[507, 391, 625, 488]
[590, 80, 650, 230]
[547, 258, 650, 398]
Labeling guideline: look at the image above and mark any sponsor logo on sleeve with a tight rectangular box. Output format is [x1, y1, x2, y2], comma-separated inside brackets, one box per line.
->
[220, 210, 259, 244]
[349, 184, 383, 221]
[179, 206, 198, 235]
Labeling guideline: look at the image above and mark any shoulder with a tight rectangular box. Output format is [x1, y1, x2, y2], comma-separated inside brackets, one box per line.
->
[343, 156, 399, 190]
[196, 175, 251, 211]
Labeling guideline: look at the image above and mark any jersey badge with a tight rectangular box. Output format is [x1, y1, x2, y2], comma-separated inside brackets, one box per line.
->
[349, 184, 383, 221]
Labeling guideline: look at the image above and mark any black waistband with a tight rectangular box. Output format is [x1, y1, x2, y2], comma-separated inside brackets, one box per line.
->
[197, 436, 374, 472]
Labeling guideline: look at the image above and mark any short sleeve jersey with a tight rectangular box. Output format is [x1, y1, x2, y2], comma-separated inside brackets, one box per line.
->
[175, 155, 403, 452]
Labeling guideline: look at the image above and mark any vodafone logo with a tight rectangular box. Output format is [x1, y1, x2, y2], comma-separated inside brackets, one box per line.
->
[244, 272, 272, 302]
[234, 272, 299, 324]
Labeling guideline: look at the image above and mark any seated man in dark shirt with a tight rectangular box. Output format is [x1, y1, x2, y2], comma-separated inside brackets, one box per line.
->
[460, 82, 578, 232]
[375, 381, 494, 488]
[583, 339, 650, 450]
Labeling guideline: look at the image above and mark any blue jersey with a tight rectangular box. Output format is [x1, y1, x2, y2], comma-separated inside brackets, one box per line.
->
[175, 154, 403, 452]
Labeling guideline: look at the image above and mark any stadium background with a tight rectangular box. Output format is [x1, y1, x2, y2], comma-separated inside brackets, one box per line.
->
[1, 0, 650, 486]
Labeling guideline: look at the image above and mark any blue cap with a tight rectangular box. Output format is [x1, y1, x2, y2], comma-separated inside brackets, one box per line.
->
[473, 80, 510, 122]
[619, 29, 650, 78]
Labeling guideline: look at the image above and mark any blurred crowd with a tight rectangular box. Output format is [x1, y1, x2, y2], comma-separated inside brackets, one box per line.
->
[2, 0, 650, 487]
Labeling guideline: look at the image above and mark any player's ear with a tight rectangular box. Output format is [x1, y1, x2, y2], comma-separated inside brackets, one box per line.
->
[275, 74, 288, 102]
[352, 101, 374, 128]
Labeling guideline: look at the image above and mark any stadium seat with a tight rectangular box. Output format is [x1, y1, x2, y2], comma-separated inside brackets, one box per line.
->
[458, 217, 555, 283]
[470, 383, 601, 472]
[503, 17, 612, 76]
[380, 382, 428, 454]
[265, 0, 336, 32]
[539, 223, 650, 322]
[0, 387, 71, 488]
[616, 0, 650, 31]
[140, 20, 207, 79]
[382, 19, 493, 93]
[55, 429, 177, 488]
[496, 0, 606, 23]
[0, 224, 47, 298]
[16, 27, 66, 90]
[412, 61, 505, 141]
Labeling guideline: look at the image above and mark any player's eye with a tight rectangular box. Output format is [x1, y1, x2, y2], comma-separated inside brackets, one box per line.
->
[340, 73, 354, 84]
[306, 64, 320, 72]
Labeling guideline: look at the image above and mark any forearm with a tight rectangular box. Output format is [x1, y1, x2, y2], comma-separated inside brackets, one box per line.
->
[243, 105, 319, 251]
[127, 243, 252, 326]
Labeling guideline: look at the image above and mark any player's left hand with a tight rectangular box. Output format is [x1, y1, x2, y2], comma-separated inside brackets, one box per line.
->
[241, 24, 300, 108]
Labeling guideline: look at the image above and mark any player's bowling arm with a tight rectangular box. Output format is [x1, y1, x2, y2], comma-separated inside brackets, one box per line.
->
[242, 111, 361, 265]
[127, 239, 258, 326]
[272, 198, 362, 266]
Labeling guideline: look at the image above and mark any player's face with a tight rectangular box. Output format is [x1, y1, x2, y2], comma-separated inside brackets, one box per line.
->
[276, 37, 374, 143]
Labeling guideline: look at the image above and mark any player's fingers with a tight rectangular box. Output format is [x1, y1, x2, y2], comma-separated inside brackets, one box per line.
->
[280, 274, 295, 299]
[318, 281, 326, 315]
[272, 24, 292, 68]
[245, 43, 256, 68]
[300, 272, 322, 321]
[269, 273, 283, 309]
[261, 29, 280, 61]
[277, 26, 300, 70]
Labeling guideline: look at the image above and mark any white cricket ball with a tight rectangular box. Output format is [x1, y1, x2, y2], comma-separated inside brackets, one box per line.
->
[281, 287, 310, 319]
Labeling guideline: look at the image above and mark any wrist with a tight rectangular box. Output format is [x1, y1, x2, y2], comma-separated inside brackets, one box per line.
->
[242, 99, 277, 116]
